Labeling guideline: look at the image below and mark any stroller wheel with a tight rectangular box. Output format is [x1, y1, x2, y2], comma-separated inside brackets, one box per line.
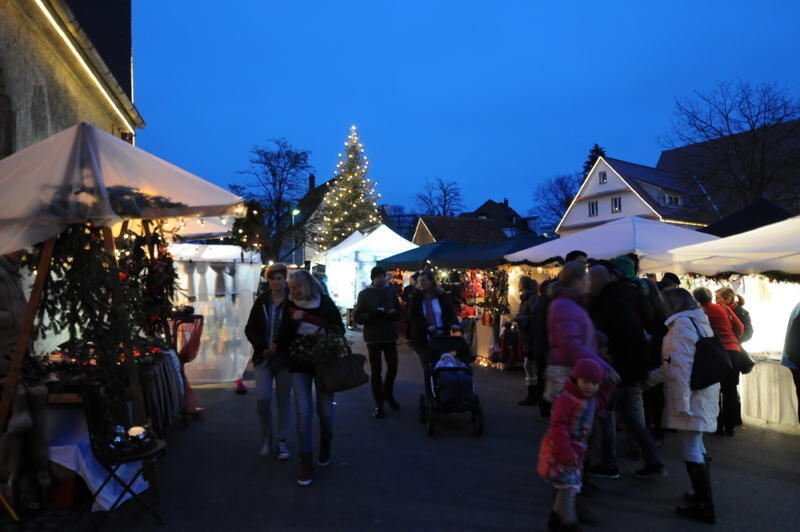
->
[419, 395, 427, 423]
[472, 398, 484, 436]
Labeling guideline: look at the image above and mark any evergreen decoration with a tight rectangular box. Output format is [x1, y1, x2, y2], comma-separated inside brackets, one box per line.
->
[314, 125, 382, 250]
[582, 143, 607, 176]
[30, 223, 177, 382]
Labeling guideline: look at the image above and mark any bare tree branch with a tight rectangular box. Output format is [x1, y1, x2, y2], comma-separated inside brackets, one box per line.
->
[231, 138, 313, 260]
[660, 81, 800, 212]
[414, 178, 465, 216]
[530, 173, 581, 228]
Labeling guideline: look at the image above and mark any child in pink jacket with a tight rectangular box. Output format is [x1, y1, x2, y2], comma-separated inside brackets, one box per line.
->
[538, 358, 604, 531]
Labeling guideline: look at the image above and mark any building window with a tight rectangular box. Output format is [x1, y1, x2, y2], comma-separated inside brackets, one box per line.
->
[598, 171, 607, 184]
[588, 201, 598, 217]
[611, 196, 622, 213]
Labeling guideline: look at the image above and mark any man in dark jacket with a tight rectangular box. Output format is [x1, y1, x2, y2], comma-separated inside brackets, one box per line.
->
[354, 266, 401, 419]
[587, 262, 665, 480]
[514, 276, 539, 406]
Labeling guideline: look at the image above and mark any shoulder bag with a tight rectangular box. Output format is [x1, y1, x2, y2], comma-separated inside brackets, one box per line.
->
[315, 343, 369, 394]
[688, 318, 732, 391]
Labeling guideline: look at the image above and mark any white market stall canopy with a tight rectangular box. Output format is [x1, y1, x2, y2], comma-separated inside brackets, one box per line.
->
[171, 216, 236, 241]
[167, 244, 262, 383]
[326, 225, 417, 308]
[639, 216, 800, 275]
[505, 216, 718, 264]
[168, 243, 261, 263]
[0, 122, 242, 254]
[323, 230, 365, 258]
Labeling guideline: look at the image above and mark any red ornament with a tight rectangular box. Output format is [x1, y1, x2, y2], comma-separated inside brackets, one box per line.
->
[118, 272, 129, 281]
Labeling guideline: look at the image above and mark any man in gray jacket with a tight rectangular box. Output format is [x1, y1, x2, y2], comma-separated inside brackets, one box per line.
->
[354, 266, 401, 419]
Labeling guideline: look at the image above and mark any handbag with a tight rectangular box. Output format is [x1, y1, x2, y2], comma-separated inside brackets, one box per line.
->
[315, 346, 369, 393]
[729, 348, 755, 374]
[688, 318, 732, 390]
[288, 330, 349, 369]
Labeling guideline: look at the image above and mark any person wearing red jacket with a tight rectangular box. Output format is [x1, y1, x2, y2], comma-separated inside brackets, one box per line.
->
[538, 358, 605, 531]
[693, 287, 744, 436]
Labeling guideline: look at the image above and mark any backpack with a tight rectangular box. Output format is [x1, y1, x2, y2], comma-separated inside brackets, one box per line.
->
[688, 318, 732, 391]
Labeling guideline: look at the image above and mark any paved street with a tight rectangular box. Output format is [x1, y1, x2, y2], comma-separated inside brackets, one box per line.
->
[71, 333, 800, 530]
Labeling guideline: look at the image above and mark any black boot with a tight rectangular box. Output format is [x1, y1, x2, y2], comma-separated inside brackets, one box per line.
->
[684, 454, 711, 504]
[318, 438, 332, 467]
[676, 461, 715, 524]
[518, 385, 538, 406]
[297, 452, 314, 486]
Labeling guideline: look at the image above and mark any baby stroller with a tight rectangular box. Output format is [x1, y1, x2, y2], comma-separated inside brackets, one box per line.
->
[418, 333, 484, 436]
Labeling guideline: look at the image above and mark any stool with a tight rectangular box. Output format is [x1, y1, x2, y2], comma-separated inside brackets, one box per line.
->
[86, 439, 167, 529]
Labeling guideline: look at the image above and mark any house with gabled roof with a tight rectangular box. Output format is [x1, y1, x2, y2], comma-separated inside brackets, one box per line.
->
[555, 156, 711, 236]
[412, 216, 508, 246]
[459, 199, 538, 237]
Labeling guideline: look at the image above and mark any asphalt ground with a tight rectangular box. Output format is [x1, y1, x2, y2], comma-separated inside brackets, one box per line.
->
[9, 331, 798, 531]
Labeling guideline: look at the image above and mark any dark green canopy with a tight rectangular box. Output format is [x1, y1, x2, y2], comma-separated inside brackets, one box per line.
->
[377, 240, 467, 271]
[378, 234, 550, 271]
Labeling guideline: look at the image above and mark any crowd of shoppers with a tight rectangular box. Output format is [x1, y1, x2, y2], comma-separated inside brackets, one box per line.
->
[239, 253, 800, 532]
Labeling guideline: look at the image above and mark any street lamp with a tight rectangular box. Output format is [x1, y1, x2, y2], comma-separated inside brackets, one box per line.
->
[291, 208, 301, 266]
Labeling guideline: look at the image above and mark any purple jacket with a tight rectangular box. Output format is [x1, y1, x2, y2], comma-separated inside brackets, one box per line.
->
[547, 288, 609, 371]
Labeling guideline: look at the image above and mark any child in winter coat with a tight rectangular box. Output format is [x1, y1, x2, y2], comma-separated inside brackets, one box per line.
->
[538, 358, 605, 531]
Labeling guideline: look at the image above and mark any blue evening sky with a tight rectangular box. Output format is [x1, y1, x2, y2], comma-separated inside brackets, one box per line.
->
[132, 1, 800, 214]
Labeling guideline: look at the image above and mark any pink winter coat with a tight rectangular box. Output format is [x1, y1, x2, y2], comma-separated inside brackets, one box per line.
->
[547, 288, 610, 372]
[537, 378, 596, 489]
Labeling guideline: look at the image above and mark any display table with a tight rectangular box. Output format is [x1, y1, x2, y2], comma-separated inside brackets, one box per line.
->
[740, 357, 799, 431]
[44, 352, 182, 510]
[46, 406, 148, 511]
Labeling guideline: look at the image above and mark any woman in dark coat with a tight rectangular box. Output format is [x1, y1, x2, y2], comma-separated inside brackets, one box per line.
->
[408, 270, 457, 352]
[244, 262, 292, 460]
[277, 269, 344, 486]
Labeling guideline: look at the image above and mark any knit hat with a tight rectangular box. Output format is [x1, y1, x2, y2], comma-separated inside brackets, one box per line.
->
[370, 266, 387, 280]
[610, 255, 635, 279]
[572, 358, 604, 383]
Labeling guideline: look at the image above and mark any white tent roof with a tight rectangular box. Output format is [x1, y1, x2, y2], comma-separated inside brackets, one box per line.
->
[324, 230, 365, 257]
[168, 243, 261, 263]
[327, 224, 416, 261]
[0, 123, 242, 254]
[639, 216, 800, 275]
[172, 216, 236, 240]
[505, 216, 718, 264]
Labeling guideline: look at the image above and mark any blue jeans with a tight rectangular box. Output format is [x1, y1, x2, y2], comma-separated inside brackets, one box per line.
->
[599, 384, 662, 469]
[292, 372, 334, 454]
[254, 362, 292, 441]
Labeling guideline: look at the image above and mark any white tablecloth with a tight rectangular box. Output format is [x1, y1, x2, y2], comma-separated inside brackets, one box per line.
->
[46, 406, 149, 511]
[740, 359, 799, 430]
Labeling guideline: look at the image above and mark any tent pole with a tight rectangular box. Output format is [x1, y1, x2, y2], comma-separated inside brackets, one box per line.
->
[0, 237, 55, 430]
[116, 220, 129, 239]
[100, 227, 147, 426]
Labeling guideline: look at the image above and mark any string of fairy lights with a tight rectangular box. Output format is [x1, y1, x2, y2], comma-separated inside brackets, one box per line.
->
[316, 125, 382, 250]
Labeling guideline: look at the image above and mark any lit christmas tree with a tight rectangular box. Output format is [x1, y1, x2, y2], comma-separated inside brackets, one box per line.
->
[314, 125, 382, 250]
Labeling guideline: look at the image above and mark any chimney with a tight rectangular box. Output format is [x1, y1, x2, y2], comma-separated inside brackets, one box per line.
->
[503, 198, 509, 207]
[308, 173, 316, 192]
